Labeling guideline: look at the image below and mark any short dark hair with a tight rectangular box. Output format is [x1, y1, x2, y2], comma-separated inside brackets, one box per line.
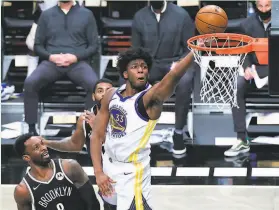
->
[93, 78, 114, 93]
[14, 133, 33, 157]
[117, 47, 153, 78]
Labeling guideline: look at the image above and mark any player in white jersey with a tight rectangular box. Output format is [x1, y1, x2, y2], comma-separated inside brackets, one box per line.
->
[91, 48, 194, 210]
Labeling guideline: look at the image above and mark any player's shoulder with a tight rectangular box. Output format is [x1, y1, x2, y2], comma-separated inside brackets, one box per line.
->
[96, 88, 117, 111]
[104, 87, 118, 101]
[60, 159, 83, 180]
[60, 159, 81, 174]
[15, 180, 28, 193]
[60, 158, 79, 168]
[14, 181, 30, 202]
[108, 87, 118, 94]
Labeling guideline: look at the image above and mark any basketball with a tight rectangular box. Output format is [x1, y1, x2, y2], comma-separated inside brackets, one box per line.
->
[195, 5, 228, 34]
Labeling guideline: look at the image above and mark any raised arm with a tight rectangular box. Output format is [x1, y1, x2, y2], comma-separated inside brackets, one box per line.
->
[143, 52, 194, 120]
[62, 159, 100, 210]
[14, 182, 32, 210]
[43, 115, 86, 152]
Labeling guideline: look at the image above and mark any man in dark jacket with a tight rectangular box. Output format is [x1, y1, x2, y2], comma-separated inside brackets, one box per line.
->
[224, 0, 271, 157]
[24, 0, 99, 135]
[132, 0, 196, 156]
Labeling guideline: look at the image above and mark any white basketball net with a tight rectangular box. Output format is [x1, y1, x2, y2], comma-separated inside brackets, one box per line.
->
[189, 36, 251, 110]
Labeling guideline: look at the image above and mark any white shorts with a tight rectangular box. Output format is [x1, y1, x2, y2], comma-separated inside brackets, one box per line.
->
[102, 153, 152, 210]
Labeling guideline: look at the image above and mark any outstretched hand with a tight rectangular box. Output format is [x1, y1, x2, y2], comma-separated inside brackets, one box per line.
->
[95, 171, 116, 197]
[76, 114, 85, 130]
[84, 110, 96, 129]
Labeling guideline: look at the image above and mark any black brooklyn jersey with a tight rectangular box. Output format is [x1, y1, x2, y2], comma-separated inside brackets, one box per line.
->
[83, 105, 97, 144]
[83, 105, 97, 157]
[83, 104, 106, 157]
[23, 159, 86, 210]
[83, 104, 105, 157]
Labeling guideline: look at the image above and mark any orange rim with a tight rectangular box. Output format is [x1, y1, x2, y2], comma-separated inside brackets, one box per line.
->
[187, 33, 268, 55]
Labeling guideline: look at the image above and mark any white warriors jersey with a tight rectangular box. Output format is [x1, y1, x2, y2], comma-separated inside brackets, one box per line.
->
[104, 84, 157, 163]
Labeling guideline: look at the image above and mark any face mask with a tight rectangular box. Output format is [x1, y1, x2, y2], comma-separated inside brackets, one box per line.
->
[256, 8, 271, 21]
[150, 1, 164, 10]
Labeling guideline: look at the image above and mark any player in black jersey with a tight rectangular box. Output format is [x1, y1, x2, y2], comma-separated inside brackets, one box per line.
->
[13, 133, 100, 210]
[43, 78, 113, 156]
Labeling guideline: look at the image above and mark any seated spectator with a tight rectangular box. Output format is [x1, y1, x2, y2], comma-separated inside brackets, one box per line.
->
[26, 1, 58, 77]
[224, 0, 271, 157]
[26, 1, 84, 77]
[24, 0, 99, 135]
[132, 0, 195, 156]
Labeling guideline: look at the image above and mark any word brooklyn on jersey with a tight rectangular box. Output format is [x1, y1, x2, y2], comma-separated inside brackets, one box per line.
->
[38, 186, 72, 208]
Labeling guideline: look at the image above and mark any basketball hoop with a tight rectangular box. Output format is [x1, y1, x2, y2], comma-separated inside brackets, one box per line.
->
[187, 33, 268, 109]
